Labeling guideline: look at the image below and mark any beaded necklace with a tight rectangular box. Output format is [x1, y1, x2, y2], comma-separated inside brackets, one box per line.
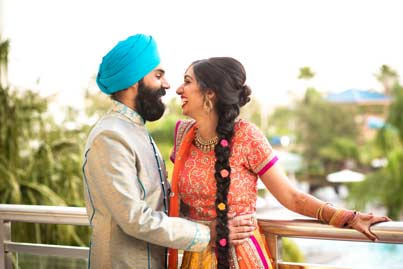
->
[194, 131, 219, 152]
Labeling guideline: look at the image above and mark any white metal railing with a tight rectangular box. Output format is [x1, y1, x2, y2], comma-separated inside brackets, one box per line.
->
[1, 204, 403, 269]
[0, 204, 89, 269]
[259, 218, 403, 269]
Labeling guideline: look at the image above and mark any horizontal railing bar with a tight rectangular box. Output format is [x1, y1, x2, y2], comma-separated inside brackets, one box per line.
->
[258, 218, 403, 244]
[278, 261, 351, 269]
[0, 204, 89, 225]
[1, 204, 403, 269]
[5, 242, 89, 259]
[1, 205, 402, 243]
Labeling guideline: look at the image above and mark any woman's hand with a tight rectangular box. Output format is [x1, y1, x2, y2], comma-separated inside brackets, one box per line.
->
[348, 212, 392, 241]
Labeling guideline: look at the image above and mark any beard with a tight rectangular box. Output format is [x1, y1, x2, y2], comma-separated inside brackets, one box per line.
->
[135, 80, 167, 122]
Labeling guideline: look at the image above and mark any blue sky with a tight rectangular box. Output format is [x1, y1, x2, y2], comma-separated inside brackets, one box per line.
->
[2, 0, 403, 112]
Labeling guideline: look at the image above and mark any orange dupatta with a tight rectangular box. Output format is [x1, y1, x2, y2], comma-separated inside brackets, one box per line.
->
[168, 124, 196, 269]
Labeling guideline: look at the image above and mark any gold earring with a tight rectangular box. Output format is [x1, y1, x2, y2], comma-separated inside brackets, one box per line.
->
[203, 98, 213, 113]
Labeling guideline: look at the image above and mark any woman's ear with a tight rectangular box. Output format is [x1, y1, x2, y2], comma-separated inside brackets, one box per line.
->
[206, 89, 216, 101]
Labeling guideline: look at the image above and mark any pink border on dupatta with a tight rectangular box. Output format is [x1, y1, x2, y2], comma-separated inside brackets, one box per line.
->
[250, 235, 269, 269]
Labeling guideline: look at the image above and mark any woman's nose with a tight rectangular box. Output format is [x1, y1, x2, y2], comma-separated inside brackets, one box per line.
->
[176, 85, 183, 95]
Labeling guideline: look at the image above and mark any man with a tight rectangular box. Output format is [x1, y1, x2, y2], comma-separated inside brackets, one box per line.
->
[82, 34, 254, 268]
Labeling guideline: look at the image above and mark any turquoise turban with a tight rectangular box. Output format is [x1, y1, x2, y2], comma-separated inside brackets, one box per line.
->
[96, 34, 161, 94]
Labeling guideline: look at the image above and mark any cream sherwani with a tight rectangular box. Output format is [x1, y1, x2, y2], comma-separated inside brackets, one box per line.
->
[82, 101, 210, 269]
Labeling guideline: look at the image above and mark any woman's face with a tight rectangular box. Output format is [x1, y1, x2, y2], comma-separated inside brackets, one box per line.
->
[176, 66, 206, 119]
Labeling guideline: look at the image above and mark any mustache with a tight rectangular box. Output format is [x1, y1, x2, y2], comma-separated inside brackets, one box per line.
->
[156, 88, 166, 97]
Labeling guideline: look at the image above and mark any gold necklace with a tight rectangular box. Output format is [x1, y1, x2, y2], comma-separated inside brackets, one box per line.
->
[194, 131, 218, 152]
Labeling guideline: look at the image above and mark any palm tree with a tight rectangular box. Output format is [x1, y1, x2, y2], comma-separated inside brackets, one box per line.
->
[298, 66, 315, 80]
[349, 69, 403, 220]
[375, 65, 399, 96]
[0, 37, 9, 87]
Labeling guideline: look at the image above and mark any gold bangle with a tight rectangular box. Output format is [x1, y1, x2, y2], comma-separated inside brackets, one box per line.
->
[329, 209, 343, 226]
[316, 202, 331, 223]
[329, 209, 355, 227]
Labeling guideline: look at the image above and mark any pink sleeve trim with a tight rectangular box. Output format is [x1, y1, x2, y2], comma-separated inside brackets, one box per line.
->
[257, 156, 278, 176]
[170, 120, 182, 163]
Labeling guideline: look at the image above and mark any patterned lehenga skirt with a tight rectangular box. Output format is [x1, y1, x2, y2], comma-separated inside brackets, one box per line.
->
[180, 227, 273, 269]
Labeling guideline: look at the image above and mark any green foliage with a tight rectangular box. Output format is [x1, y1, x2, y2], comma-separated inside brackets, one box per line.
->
[240, 97, 263, 129]
[348, 149, 403, 219]
[294, 88, 359, 181]
[319, 137, 360, 162]
[266, 106, 296, 136]
[0, 85, 90, 246]
[0, 37, 9, 86]
[319, 137, 360, 172]
[1, 37, 90, 248]
[84, 88, 112, 118]
[347, 66, 403, 219]
[387, 84, 403, 143]
[298, 67, 315, 80]
[375, 64, 399, 95]
[281, 238, 305, 262]
[376, 124, 400, 155]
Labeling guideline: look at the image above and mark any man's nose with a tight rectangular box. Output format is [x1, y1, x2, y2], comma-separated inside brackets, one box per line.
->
[161, 78, 170, 89]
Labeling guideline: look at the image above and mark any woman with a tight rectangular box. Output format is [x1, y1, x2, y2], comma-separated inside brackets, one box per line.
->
[168, 57, 390, 269]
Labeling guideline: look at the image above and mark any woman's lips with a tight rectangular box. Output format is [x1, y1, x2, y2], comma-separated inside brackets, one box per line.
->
[181, 97, 188, 107]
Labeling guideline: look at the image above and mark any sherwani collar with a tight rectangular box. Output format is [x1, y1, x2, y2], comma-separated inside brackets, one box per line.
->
[111, 100, 145, 125]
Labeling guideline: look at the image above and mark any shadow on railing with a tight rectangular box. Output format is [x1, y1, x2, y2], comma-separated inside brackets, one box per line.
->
[1, 204, 403, 269]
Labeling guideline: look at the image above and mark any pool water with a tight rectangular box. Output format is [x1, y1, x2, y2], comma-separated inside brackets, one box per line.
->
[289, 238, 403, 269]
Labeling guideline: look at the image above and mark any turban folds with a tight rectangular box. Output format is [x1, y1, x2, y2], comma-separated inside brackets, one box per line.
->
[96, 34, 161, 94]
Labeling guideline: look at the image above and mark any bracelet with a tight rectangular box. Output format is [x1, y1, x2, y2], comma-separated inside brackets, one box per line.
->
[316, 202, 331, 223]
[346, 211, 359, 228]
[329, 209, 355, 228]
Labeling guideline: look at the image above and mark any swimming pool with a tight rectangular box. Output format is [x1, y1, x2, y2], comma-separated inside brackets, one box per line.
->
[288, 238, 403, 269]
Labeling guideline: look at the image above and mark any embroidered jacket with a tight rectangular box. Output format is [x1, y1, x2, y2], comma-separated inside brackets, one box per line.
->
[82, 101, 210, 269]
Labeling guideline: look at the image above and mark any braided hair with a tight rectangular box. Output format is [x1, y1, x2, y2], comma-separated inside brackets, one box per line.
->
[191, 57, 251, 268]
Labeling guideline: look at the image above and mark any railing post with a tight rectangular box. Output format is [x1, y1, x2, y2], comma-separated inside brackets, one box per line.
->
[266, 233, 281, 269]
[0, 220, 12, 269]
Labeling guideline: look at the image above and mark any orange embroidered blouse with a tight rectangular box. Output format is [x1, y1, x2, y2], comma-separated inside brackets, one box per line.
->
[171, 119, 278, 221]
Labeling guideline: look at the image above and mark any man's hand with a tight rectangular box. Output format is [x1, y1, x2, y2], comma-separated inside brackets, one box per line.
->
[208, 214, 257, 247]
[227, 214, 257, 245]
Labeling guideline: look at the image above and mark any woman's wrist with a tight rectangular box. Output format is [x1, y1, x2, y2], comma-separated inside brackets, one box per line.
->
[328, 209, 356, 228]
[345, 211, 360, 228]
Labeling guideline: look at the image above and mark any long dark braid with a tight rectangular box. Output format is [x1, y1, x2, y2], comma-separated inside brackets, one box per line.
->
[214, 104, 239, 268]
[192, 57, 251, 268]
